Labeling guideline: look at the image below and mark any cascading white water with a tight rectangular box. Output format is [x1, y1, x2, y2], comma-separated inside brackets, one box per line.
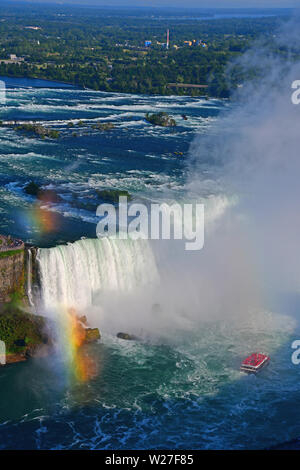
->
[26, 248, 34, 307]
[36, 237, 160, 310]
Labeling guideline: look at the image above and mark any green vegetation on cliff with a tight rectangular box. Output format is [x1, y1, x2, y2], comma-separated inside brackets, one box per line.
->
[0, 303, 48, 357]
[0, 249, 24, 259]
[0, 294, 101, 363]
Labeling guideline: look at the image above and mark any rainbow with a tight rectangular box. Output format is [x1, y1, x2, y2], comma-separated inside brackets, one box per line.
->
[18, 202, 59, 236]
[59, 306, 98, 383]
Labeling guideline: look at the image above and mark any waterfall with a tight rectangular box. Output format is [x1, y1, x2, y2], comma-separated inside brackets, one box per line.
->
[36, 237, 160, 310]
[26, 248, 34, 307]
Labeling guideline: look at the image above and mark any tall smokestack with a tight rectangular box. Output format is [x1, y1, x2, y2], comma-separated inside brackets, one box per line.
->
[167, 29, 169, 49]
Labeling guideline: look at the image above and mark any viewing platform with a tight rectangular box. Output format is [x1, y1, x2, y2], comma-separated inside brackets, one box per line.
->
[0, 235, 24, 253]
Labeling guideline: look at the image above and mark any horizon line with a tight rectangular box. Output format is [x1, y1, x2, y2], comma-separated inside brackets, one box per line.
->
[5, 1, 297, 10]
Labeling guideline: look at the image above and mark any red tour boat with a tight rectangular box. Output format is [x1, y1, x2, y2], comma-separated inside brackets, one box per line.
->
[240, 353, 270, 374]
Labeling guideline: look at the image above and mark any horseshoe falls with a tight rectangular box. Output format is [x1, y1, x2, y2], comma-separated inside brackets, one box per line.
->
[37, 238, 160, 311]
[0, 78, 300, 451]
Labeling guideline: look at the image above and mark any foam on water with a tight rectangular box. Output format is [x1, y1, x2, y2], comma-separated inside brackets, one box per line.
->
[0, 306, 298, 450]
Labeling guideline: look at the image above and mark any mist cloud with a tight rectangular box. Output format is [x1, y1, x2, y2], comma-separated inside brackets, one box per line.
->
[187, 15, 300, 321]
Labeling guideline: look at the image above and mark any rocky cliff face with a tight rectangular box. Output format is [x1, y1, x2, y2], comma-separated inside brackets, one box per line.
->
[0, 250, 25, 302]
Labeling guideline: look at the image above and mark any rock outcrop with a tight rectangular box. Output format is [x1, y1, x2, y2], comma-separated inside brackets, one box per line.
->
[145, 112, 176, 127]
[0, 309, 52, 364]
[0, 308, 101, 366]
[117, 332, 139, 341]
[85, 328, 101, 343]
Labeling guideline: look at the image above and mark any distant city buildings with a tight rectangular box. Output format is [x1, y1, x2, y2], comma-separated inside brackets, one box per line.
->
[184, 39, 207, 47]
[144, 31, 207, 50]
[0, 54, 25, 64]
[117, 29, 208, 52]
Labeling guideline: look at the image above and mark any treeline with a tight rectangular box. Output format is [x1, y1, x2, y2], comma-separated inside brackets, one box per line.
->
[0, 4, 291, 98]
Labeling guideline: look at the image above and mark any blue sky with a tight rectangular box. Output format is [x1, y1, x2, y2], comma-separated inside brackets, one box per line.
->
[7, 0, 300, 8]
